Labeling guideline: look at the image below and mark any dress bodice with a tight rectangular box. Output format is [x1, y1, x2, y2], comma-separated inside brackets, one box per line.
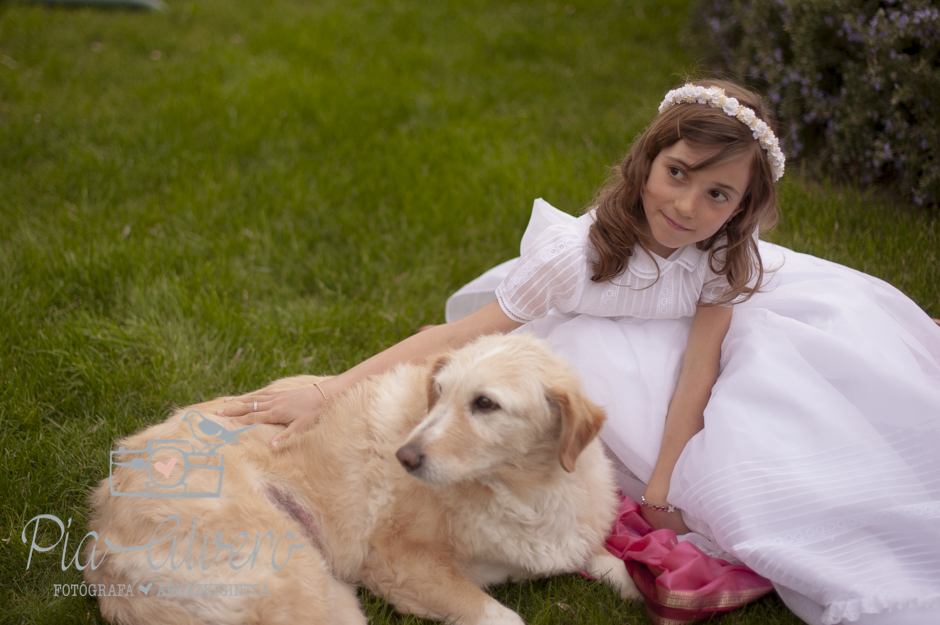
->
[495, 199, 729, 322]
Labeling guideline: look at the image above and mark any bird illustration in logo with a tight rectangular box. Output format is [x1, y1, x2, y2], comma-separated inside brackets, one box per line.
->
[183, 411, 256, 453]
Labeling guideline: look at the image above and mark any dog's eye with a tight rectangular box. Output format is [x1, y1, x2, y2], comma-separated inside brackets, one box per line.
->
[472, 396, 499, 412]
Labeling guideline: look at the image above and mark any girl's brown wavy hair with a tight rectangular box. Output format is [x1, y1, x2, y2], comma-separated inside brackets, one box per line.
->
[587, 79, 780, 305]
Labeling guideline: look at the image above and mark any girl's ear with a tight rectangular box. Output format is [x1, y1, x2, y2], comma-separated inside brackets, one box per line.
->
[730, 196, 749, 219]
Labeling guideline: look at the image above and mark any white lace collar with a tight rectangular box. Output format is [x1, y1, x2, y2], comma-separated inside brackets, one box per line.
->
[627, 244, 704, 280]
[580, 207, 705, 281]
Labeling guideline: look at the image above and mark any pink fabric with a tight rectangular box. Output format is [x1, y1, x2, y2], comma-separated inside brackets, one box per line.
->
[604, 496, 773, 624]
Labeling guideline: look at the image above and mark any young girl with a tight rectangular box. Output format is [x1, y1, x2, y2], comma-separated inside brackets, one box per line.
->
[221, 80, 940, 625]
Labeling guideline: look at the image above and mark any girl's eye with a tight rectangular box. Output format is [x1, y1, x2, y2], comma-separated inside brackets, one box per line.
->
[709, 189, 729, 202]
[668, 166, 685, 180]
[472, 396, 500, 412]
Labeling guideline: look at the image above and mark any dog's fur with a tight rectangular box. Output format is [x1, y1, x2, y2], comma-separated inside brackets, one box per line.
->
[85, 333, 638, 624]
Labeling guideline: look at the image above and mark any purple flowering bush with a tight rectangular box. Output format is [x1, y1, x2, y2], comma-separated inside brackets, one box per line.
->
[687, 0, 940, 205]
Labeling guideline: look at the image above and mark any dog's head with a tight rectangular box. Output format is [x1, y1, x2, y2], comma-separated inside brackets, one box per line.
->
[395, 333, 606, 485]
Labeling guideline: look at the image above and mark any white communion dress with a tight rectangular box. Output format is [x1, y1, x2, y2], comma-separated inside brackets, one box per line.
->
[445, 200, 940, 625]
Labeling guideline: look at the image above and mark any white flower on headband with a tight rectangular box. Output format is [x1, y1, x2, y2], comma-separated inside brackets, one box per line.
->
[721, 98, 739, 116]
[658, 83, 786, 181]
[739, 108, 756, 125]
[752, 120, 769, 140]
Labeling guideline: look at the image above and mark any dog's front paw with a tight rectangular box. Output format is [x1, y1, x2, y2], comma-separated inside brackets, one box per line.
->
[585, 550, 642, 601]
[472, 599, 526, 625]
[603, 566, 642, 602]
[617, 576, 642, 601]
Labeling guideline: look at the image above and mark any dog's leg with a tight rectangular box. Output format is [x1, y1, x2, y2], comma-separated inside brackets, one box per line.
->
[328, 580, 370, 625]
[584, 549, 641, 600]
[392, 588, 524, 625]
[362, 551, 524, 625]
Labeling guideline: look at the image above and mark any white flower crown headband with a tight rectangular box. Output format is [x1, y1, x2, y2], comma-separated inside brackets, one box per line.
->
[658, 83, 786, 182]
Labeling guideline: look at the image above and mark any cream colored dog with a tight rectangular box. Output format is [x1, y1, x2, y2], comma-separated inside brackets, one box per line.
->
[85, 333, 638, 624]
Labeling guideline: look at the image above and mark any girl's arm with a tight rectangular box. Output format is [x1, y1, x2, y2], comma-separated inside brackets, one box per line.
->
[641, 303, 733, 534]
[219, 300, 521, 449]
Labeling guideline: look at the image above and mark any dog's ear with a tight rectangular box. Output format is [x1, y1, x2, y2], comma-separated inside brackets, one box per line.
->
[426, 353, 451, 411]
[550, 386, 606, 473]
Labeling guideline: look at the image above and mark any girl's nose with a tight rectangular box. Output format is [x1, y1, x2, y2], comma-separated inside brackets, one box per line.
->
[674, 191, 697, 218]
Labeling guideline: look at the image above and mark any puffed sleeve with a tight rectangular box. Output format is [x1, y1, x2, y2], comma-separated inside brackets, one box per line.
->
[495, 225, 589, 323]
[700, 269, 732, 305]
[699, 229, 762, 305]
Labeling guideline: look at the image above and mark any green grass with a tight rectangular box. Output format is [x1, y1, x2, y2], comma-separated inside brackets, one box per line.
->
[0, 0, 936, 624]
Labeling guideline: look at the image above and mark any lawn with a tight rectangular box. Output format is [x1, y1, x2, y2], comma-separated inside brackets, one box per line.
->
[1, 0, 936, 624]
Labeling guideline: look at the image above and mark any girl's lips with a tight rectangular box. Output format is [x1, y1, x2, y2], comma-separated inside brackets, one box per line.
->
[662, 213, 691, 232]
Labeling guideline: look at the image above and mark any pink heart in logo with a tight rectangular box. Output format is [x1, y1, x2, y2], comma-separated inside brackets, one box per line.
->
[154, 458, 177, 478]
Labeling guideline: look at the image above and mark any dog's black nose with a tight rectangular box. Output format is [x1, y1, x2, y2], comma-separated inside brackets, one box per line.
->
[396, 444, 424, 472]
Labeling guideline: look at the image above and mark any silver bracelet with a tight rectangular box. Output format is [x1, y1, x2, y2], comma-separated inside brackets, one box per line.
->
[641, 495, 678, 514]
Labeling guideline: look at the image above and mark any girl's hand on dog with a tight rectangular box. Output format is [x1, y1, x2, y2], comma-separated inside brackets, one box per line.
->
[217, 385, 323, 450]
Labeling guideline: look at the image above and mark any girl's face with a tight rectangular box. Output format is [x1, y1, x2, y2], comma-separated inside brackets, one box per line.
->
[640, 140, 751, 257]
